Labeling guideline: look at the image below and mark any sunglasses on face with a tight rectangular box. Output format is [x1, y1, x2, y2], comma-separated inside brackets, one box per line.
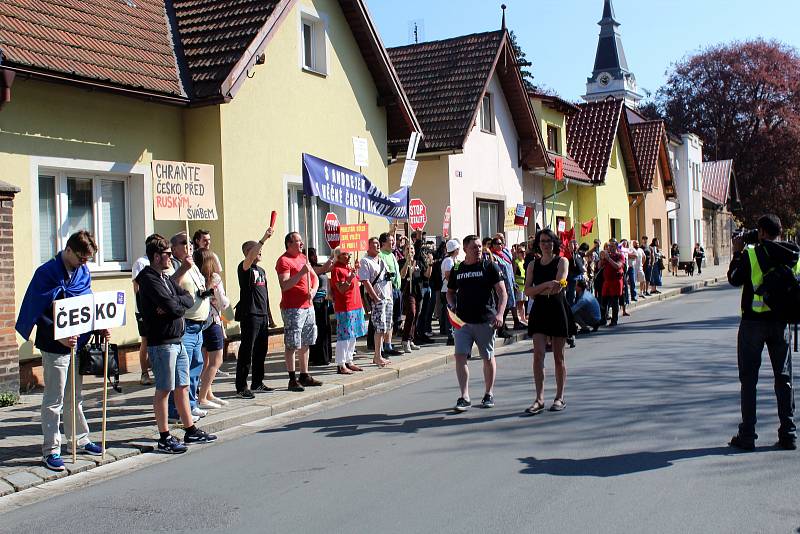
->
[161, 251, 173, 257]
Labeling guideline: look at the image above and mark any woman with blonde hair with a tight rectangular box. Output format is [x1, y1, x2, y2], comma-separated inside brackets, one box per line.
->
[330, 247, 367, 374]
[194, 247, 230, 408]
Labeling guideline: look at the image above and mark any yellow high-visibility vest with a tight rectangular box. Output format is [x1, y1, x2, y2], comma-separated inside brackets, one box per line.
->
[746, 245, 800, 313]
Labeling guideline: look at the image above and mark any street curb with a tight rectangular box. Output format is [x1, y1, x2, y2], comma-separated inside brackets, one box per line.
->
[0, 273, 725, 497]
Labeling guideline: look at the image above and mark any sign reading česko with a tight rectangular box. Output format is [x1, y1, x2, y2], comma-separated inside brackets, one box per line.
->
[152, 160, 217, 220]
[53, 291, 127, 339]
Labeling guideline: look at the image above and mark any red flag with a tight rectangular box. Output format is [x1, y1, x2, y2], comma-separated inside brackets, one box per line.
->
[554, 157, 564, 182]
[580, 218, 595, 237]
[559, 228, 575, 257]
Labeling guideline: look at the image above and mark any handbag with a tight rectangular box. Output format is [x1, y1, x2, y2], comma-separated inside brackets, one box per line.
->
[77, 332, 122, 393]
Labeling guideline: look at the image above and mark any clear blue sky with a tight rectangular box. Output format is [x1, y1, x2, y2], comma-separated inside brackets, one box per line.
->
[366, 0, 800, 102]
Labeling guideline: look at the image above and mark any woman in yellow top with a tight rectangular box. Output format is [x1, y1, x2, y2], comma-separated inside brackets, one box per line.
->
[513, 247, 527, 326]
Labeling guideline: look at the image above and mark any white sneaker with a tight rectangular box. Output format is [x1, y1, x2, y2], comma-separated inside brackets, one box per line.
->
[409, 342, 420, 350]
[210, 397, 229, 406]
[401, 341, 412, 353]
[169, 414, 200, 424]
[198, 401, 221, 409]
[191, 407, 208, 418]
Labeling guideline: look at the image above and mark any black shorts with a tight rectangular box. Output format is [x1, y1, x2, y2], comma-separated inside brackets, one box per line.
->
[202, 322, 224, 351]
[136, 312, 147, 337]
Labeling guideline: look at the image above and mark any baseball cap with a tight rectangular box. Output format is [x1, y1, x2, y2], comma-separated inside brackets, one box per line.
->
[446, 239, 460, 253]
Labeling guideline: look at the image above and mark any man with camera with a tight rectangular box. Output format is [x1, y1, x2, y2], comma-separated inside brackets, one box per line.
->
[360, 236, 394, 367]
[728, 214, 798, 451]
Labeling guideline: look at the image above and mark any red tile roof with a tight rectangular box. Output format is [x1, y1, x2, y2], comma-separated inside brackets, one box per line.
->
[630, 121, 662, 190]
[703, 159, 735, 205]
[546, 151, 592, 184]
[0, 0, 186, 98]
[566, 98, 642, 190]
[0, 0, 420, 139]
[387, 30, 546, 169]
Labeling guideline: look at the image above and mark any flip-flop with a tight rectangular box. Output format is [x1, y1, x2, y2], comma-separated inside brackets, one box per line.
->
[549, 398, 566, 412]
[525, 401, 545, 415]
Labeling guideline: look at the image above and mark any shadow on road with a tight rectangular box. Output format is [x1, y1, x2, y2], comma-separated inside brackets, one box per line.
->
[518, 446, 747, 477]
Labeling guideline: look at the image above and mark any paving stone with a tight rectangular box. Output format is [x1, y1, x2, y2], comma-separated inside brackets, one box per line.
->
[27, 465, 68, 483]
[3, 470, 43, 491]
[63, 459, 95, 475]
[0, 478, 15, 496]
[103, 447, 141, 461]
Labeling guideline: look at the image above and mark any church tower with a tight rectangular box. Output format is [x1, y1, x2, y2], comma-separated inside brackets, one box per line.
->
[583, 0, 642, 107]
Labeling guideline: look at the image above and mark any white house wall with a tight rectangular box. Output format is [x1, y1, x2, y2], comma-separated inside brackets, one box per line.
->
[447, 74, 528, 243]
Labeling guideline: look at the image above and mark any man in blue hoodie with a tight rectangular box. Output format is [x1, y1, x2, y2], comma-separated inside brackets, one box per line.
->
[16, 231, 108, 471]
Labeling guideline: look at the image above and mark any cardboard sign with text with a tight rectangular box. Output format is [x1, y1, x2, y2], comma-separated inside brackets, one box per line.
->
[152, 160, 217, 220]
[52, 291, 127, 340]
[339, 223, 369, 253]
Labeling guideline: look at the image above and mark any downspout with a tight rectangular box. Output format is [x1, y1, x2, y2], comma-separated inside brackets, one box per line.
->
[542, 179, 568, 229]
[0, 50, 15, 111]
[629, 193, 644, 241]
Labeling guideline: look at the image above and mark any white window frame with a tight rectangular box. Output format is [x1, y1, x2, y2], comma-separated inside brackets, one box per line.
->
[283, 175, 345, 260]
[480, 93, 495, 134]
[37, 169, 132, 271]
[299, 8, 328, 76]
[30, 157, 151, 272]
[477, 199, 500, 237]
[546, 124, 560, 153]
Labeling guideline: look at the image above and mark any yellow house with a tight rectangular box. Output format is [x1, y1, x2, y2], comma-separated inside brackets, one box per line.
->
[565, 98, 643, 244]
[0, 0, 418, 385]
[529, 93, 594, 236]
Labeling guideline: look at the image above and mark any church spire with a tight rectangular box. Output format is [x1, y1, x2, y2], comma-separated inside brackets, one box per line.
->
[583, 0, 642, 108]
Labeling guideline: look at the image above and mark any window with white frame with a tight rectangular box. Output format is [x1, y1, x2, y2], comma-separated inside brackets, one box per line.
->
[287, 183, 333, 257]
[477, 199, 500, 237]
[480, 93, 495, 134]
[38, 171, 130, 269]
[301, 14, 327, 75]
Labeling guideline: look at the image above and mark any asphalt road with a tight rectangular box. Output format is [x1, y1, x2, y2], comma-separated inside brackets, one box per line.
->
[3, 285, 799, 533]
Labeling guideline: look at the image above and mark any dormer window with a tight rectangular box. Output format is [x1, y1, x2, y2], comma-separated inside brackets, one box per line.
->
[480, 93, 495, 134]
[300, 13, 327, 75]
[547, 125, 560, 153]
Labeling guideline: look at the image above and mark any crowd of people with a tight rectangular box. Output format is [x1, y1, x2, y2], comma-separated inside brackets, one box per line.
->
[24, 217, 774, 472]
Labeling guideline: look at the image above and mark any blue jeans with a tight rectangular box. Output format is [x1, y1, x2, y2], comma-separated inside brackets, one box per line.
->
[168, 322, 204, 418]
[566, 276, 580, 306]
[627, 268, 637, 300]
[392, 288, 402, 331]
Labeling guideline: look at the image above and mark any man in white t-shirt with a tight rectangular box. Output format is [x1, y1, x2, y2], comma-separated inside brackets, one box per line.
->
[632, 240, 646, 298]
[621, 239, 637, 302]
[359, 237, 394, 367]
[440, 239, 460, 345]
[132, 233, 164, 386]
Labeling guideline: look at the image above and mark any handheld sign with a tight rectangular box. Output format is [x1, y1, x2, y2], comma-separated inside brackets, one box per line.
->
[339, 223, 369, 253]
[53, 294, 95, 340]
[324, 212, 341, 248]
[92, 291, 127, 330]
[352, 137, 369, 167]
[399, 159, 419, 188]
[152, 160, 217, 221]
[408, 198, 427, 231]
[442, 206, 451, 238]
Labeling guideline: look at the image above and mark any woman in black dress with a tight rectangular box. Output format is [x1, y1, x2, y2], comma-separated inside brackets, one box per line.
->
[524, 228, 575, 415]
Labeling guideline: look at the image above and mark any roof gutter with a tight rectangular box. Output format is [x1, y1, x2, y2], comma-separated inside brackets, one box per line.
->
[4, 65, 190, 107]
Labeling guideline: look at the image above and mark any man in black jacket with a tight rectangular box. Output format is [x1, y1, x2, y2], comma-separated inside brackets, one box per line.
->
[136, 236, 217, 453]
[728, 214, 798, 451]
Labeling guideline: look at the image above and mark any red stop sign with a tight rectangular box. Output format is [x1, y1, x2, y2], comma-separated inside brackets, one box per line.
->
[324, 212, 340, 248]
[408, 198, 427, 231]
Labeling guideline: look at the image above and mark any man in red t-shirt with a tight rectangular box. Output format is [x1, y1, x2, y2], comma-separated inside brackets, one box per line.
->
[275, 232, 322, 391]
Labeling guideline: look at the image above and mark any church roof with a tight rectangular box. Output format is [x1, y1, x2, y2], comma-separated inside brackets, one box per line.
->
[592, 0, 629, 77]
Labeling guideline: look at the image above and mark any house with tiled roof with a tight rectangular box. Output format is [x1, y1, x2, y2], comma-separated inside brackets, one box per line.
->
[702, 160, 738, 264]
[529, 92, 594, 234]
[565, 98, 642, 242]
[0, 0, 419, 380]
[386, 28, 548, 242]
[627, 112, 677, 247]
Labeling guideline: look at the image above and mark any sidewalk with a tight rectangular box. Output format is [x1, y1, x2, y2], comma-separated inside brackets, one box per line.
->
[0, 265, 728, 496]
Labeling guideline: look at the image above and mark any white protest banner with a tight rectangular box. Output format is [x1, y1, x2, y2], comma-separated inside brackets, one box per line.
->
[152, 160, 217, 221]
[352, 137, 369, 167]
[53, 292, 128, 339]
[92, 291, 127, 330]
[406, 131, 422, 161]
[399, 159, 419, 188]
[52, 294, 95, 339]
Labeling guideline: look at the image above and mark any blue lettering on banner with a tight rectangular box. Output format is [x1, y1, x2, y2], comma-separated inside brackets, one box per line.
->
[302, 153, 408, 219]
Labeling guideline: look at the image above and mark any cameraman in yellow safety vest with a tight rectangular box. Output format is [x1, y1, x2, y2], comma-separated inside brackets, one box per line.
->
[727, 214, 799, 451]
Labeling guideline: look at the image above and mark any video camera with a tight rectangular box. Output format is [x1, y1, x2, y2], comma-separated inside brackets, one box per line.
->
[733, 228, 759, 245]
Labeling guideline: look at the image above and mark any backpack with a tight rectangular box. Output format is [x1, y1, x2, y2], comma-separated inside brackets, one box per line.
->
[756, 264, 800, 323]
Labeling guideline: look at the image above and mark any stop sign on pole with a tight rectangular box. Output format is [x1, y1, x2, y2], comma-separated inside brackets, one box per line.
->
[324, 212, 340, 248]
[408, 198, 427, 231]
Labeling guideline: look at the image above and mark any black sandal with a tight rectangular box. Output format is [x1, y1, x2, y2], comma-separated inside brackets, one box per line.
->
[525, 401, 545, 415]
